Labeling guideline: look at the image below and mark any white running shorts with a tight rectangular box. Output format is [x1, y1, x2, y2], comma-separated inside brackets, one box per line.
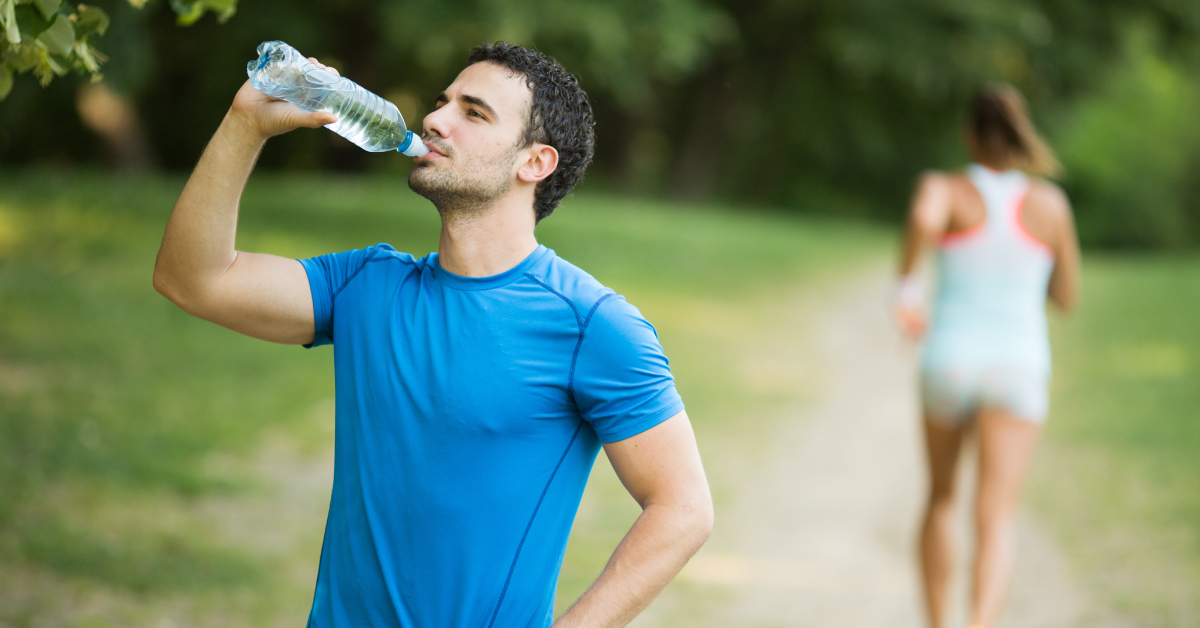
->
[920, 367, 1049, 426]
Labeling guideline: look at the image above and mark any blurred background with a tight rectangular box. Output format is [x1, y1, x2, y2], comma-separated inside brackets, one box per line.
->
[1, 0, 1198, 626]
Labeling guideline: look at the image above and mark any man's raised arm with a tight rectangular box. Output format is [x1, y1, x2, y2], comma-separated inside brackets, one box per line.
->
[153, 68, 338, 345]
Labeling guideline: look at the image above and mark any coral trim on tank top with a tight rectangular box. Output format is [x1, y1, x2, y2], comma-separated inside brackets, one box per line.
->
[1010, 191, 1055, 257]
[939, 171, 989, 248]
[939, 221, 986, 248]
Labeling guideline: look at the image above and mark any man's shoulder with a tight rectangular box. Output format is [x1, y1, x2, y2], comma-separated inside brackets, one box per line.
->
[302, 243, 432, 294]
[363, 243, 426, 264]
[523, 250, 619, 323]
[341, 243, 431, 275]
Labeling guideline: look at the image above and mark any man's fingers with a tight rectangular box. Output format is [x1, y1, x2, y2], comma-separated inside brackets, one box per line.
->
[305, 111, 337, 128]
[307, 57, 340, 76]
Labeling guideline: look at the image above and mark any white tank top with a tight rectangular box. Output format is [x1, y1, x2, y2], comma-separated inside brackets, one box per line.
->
[921, 165, 1056, 373]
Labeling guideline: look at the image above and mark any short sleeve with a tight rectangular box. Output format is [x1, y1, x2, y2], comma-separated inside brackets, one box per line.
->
[572, 295, 685, 443]
[297, 244, 391, 347]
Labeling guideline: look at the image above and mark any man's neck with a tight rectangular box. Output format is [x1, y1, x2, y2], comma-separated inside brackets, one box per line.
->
[436, 196, 539, 278]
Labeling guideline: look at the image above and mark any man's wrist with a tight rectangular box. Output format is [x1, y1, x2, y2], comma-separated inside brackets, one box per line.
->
[221, 109, 269, 147]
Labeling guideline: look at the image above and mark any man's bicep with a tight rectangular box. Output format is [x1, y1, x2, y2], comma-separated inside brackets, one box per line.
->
[602, 411, 709, 508]
[203, 251, 316, 344]
[574, 296, 684, 440]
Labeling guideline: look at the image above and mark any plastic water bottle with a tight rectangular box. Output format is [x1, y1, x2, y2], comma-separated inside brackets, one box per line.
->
[247, 41, 429, 157]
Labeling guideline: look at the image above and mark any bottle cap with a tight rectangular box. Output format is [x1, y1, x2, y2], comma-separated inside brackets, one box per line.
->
[398, 131, 429, 157]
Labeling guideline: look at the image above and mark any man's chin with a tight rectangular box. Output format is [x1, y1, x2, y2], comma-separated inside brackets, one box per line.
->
[407, 169, 445, 199]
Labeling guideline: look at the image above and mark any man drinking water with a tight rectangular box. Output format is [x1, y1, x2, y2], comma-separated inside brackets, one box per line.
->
[153, 42, 712, 628]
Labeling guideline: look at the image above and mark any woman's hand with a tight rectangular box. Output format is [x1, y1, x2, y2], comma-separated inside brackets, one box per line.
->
[897, 303, 928, 340]
[895, 274, 927, 340]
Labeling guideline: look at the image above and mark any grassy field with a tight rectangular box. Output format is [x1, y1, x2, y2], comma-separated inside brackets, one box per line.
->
[1, 170, 1197, 627]
[1037, 256, 1200, 626]
[0, 170, 883, 626]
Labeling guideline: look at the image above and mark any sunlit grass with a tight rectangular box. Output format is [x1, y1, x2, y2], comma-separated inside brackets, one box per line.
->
[1038, 255, 1200, 625]
[0, 169, 884, 625]
[7, 170, 1196, 626]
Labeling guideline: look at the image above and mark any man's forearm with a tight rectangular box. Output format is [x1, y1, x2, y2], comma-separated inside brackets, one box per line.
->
[554, 501, 710, 627]
[153, 112, 266, 304]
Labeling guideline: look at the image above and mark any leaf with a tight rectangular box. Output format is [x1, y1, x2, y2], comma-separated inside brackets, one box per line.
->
[72, 39, 104, 73]
[0, 63, 12, 100]
[71, 4, 107, 39]
[35, 11, 73, 56]
[6, 43, 39, 71]
[2, 0, 22, 45]
[32, 47, 59, 84]
[14, 2, 52, 37]
[173, 1, 203, 26]
[203, 0, 236, 21]
[168, 0, 236, 26]
[33, 0, 58, 20]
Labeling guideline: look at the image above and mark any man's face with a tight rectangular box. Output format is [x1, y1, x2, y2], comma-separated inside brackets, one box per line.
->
[408, 62, 533, 214]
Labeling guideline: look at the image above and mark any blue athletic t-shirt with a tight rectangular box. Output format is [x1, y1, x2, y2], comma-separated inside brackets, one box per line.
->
[297, 244, 684, 628]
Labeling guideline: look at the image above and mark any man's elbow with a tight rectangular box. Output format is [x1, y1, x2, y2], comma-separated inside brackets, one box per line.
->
[152, 262, 205, 315]
[152, 264, 171, 297]
[152, 263, 187, 307]
[681, 488, 714, 551]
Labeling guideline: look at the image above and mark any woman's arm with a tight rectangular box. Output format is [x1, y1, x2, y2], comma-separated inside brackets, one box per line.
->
[899, 172, 953, 276]
[1041, 183, 1081, 311]
[896, 172, 953, 338]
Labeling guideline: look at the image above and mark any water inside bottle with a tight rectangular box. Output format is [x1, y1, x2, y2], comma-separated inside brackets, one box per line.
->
[248, 41, 424, 154]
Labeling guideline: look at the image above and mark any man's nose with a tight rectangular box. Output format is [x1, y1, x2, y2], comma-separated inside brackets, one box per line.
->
[422, 105, 451, 139]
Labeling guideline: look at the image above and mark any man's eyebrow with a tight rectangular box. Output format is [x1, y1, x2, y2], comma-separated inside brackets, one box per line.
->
[460, 94, 498, 120]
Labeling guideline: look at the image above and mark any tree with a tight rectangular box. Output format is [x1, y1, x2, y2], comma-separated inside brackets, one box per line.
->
[0, 0, 237, 100]
[4, 0, 1200, 247]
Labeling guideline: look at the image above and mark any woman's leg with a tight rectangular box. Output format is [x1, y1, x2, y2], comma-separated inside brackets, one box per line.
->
[969, 410, 1041, 628]
[919, 416, 969, 628]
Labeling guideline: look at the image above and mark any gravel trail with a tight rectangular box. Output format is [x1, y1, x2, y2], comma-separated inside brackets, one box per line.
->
[634, 267, 1122, 628]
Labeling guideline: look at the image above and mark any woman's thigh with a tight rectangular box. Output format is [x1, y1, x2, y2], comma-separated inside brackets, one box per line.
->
[975, 411, 1041, 518]
[923, 417, 969, 502]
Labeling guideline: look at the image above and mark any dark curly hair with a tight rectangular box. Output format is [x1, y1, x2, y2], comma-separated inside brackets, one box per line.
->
[466, 42, 595, 222]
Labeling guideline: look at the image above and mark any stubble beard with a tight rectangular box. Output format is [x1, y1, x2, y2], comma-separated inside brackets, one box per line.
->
[408, 144, 517, 221]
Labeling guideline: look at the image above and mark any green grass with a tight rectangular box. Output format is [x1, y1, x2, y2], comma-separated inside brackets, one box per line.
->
[6, 169, 1196, 627]
[0, 169, 884, 626]
[1036, 256, 1200, 625]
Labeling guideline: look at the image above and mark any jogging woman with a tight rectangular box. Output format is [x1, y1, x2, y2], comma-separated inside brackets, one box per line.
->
[896, 84, 1081, 628]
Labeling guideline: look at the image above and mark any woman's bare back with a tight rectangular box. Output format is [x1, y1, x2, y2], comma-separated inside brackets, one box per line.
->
[942, 170, 1066, 249]
[901, 168, 1081, 312]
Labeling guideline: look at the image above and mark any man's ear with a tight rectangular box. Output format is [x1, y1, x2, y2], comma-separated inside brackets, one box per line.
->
[517, 144, 559, 183]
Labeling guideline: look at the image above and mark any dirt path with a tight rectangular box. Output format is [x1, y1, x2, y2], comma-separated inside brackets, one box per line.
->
[635, 266, 1121, 628]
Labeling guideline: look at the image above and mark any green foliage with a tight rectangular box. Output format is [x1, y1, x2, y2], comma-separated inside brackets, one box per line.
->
[169, 0, 234, 26]
[0, 0, 235, 99]
[381, 0, 735, 110]
[3, 0, 1200, 250]
[1057, 25, 1200, 248]
[0, 0, 106, 96]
